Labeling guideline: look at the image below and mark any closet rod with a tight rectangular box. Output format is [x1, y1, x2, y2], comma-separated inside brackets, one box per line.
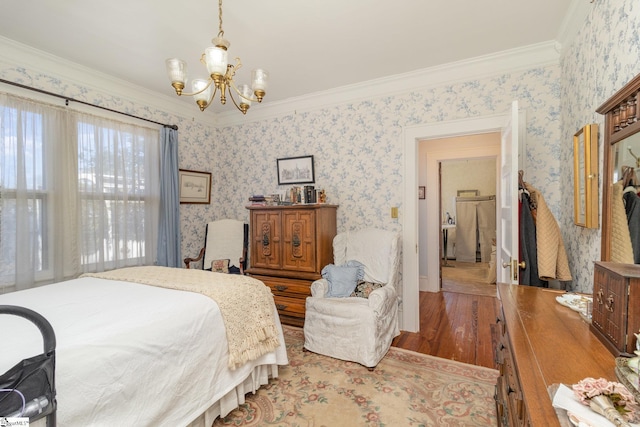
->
[0, 78, 178, 130]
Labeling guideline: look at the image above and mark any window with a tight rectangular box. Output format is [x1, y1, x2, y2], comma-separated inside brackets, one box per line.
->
[0, 93, 160, 291]
[75, 118, 160, 271]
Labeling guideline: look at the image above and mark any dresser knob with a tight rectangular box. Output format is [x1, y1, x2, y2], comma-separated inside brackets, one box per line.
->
[276, 304, 287, 311]
[275, 285, 288, 292]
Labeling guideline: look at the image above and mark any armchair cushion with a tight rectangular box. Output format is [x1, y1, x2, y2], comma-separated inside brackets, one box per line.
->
[210, 259, 230, 273]
[350, 281, 385, 298]
[322, 260, 364, 297]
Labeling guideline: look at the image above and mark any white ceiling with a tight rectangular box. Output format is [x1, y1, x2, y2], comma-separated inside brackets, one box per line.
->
[0, 0, 574, 113]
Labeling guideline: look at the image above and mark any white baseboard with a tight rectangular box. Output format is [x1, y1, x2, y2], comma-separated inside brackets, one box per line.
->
[419, 275, 432, 292]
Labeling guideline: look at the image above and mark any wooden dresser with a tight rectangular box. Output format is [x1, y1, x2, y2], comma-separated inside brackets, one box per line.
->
[245, 204, 337, 327]
[495, 284, 616, 427]
[591, 261, 640, 357]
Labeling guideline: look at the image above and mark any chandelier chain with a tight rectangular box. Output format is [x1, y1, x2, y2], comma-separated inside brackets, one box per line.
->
[218, 0, 224, 38]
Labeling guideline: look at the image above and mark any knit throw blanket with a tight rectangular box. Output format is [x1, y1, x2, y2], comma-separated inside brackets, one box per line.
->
[81, 266, 280, 370]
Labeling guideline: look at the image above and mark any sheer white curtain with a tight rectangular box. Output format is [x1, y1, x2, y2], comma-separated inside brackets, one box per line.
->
[72, 111, 160, 273]
[0, 94, 78, 292]
[0, 93, 160, 293]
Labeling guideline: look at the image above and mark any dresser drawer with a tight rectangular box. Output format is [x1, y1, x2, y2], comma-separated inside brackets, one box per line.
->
[273, 295, 306, 316]
[252, 275, 312, 297]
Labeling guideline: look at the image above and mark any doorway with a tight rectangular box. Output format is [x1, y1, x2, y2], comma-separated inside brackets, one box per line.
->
[439, 155, 498, 297]
[402, 112, 522, 332]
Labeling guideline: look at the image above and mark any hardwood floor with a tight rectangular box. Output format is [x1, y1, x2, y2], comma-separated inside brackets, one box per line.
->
[391, 261, 500, 370]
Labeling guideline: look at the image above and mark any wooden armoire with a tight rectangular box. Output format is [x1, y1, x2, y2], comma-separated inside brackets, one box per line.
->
[245, 204, 338, 326]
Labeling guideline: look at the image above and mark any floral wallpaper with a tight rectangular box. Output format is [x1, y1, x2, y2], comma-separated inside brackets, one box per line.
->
[560, 0, 640, 292]
[9, 0, 638, 295]
[0, 45, 564, 282]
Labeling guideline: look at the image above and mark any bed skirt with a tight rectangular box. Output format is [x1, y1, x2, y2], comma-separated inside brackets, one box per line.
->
[28, 363, 279, 427]
[187, 363, 280, 427]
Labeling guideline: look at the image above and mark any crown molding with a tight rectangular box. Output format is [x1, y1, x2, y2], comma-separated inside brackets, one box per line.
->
[0, 35, 561, 130]
[0, 36, 215, 129]
[555, 0, 592, 51]
[217, 40, 561, 127]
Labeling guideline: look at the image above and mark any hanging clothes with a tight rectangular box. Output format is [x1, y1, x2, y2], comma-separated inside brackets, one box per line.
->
[523, 182, 572, 282]
[519, 192, 547, 287]
[455, 196, 496, 263]
[611, 181, 635, 264]
[455, 199, 477, 263]
[477, 199, 496, 262]
[623, 189, 640, 263]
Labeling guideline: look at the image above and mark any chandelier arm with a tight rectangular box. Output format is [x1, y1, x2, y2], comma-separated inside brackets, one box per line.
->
[207, 84, 219, 107]
[178, 78, 215, 97]
[229, 78, 260, 103]
[226, 87, 247, 114]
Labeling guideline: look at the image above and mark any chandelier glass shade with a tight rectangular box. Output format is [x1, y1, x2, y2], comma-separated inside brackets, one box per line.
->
[166, 0, 268, 114]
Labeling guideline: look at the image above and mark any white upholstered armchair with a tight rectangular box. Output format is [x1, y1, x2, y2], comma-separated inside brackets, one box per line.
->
[303, 228, 401, 368]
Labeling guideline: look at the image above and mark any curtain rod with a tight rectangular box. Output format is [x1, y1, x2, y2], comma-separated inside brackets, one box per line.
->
[0, 78, 178, 130]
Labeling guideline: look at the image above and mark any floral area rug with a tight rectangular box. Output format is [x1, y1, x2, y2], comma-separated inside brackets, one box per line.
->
[213, 325, 498, 427]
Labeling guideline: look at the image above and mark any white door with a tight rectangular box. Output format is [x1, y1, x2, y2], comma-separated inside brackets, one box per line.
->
[499, 101, 520, 284]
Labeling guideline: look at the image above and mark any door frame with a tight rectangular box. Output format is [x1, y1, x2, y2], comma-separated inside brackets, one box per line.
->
[402, 112, 521, 332]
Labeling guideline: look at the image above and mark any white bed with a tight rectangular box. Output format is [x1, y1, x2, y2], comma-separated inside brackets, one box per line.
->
[0, 273, 288, 426]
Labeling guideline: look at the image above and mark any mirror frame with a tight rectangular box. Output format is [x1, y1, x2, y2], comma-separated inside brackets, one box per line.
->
[597, 73, 640, 261]
[573, 124, 599, 228]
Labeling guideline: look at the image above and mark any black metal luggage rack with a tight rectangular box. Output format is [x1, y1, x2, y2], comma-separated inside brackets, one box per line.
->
[0, 305, 56, 426]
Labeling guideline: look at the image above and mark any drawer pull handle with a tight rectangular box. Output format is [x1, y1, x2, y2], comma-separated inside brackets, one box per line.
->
[276, 304, 287, 311]
[605, 294, 615, 312]
[275, 285, 288, 291]
[261, 223, 271, 256]
[292, 223, 302, 258]
[597, 288, 604, 305]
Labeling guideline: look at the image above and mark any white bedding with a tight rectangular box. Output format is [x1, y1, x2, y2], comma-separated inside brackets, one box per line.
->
[0, 276, 288, 426]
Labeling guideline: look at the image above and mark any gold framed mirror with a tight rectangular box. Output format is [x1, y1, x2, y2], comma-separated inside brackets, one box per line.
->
[573, 124, 599, 228]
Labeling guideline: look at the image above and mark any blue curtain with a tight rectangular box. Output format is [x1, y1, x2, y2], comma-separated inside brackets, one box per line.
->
[157, 127, 182, 267]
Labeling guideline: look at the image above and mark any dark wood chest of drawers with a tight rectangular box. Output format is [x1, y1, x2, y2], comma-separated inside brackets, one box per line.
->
[246, 204, 337, 327]
[591, 261, 640, 356]
[495, 284, 616, 427]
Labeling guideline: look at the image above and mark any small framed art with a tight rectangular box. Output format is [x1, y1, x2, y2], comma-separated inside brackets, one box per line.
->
[277, 155, 315, 185]
[418, 186, 425, 199]
[457, 189, 479, 197]
[179, 169, 211, 204]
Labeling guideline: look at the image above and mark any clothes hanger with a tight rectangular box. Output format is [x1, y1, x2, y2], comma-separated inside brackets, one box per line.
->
[518, 170, 525, 189]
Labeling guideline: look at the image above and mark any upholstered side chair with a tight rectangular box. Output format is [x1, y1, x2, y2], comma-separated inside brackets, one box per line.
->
[303, 228, 401, 368]
[184, 219, 248, 274]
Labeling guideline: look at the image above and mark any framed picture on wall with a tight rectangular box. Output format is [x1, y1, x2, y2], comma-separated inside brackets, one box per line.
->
[457, 189, 478, 197]
[418, 186, 425, 199]
[179, 169, 211, 204]
[277, 155, 315, 185]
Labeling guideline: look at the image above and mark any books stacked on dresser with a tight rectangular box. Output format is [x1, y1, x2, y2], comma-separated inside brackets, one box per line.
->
[248, 195, 266, 205]
[304, 185, 317, 203]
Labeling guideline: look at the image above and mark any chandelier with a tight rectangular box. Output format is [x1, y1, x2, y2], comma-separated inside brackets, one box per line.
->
[165, 0, 268, 114]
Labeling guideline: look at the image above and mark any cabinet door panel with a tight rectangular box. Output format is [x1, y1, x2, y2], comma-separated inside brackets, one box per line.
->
[282, 210, 316, 272]
[250, 210, 282, 269]
[592, 267, 607, 331]
[605, 273, 627, 348]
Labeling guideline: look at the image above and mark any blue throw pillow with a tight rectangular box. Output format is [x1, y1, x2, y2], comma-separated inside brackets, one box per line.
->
[322, 260, 365, 297]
